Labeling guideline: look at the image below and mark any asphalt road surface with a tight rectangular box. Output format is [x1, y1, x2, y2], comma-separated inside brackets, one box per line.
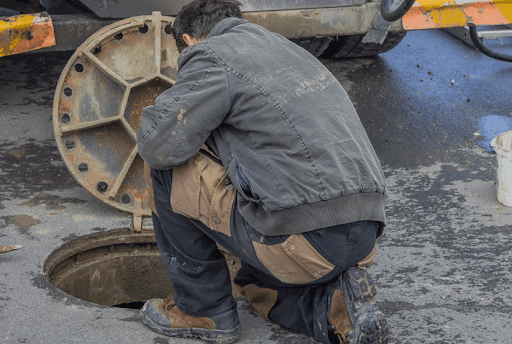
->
[1, 28, 511, 343]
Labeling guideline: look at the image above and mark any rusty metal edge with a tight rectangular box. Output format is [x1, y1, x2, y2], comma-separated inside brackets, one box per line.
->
[0, 245, 23, 254]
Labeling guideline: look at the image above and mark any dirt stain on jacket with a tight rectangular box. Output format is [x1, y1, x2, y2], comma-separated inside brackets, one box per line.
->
[177, 109, 186, 121]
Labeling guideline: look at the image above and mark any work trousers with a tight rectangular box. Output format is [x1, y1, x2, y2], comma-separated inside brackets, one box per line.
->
[150, 167, 378, 344]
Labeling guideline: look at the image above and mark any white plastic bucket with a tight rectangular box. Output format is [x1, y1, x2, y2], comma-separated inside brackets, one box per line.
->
[490, 130, 512, 207]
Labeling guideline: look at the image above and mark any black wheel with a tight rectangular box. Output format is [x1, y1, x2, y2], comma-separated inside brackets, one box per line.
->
[323, 31, 407, 59]
[289, 37, 334, 57]
[381, 0, 416, 22]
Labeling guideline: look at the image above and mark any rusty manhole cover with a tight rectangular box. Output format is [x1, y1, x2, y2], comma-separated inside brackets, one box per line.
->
[53, 12, 179, 230]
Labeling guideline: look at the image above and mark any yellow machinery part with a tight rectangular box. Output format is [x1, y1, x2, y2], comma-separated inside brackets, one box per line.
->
[403, 0, 512, 30]
[0, 12, 55, 57]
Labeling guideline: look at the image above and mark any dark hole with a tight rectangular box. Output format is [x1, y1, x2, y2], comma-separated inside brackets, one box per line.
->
[78, 163, 88, 172]
[60, 113, 70, 124]
[64, 87, 72, 97]
[97, 182, 108, 192]
[121, 194, 131, 204]
[164, 24, 173, 35]
[115, 301, 145, 309]
[65, 140, 75, 150]
[22, 30, 34, 40]
[75, 63, 84, 73]
[93, 46, 101, 54]
[139, 24, 148, 34]
[114, 33, 123, 40]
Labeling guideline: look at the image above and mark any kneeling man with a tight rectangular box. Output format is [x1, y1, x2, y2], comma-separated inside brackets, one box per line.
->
[136, 1, 389, 343]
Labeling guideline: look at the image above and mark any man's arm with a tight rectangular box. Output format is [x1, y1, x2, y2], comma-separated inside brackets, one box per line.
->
[136, 45, 230, 170]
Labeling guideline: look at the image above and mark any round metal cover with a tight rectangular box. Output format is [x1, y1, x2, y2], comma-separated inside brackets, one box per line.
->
[53, 12, 178, 227]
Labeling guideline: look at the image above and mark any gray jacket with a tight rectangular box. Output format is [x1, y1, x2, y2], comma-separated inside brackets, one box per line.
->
[137, 18, 387, 236]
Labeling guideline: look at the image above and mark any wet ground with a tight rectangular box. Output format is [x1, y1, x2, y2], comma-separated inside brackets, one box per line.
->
[1, 28, 512, 343]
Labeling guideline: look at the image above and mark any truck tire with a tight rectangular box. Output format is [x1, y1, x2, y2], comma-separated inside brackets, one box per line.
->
[289, 37, 333, 57]
[292, 32, 407, 59]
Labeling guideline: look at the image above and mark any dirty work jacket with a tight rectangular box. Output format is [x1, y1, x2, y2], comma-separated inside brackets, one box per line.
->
[136, 17, 387, 236]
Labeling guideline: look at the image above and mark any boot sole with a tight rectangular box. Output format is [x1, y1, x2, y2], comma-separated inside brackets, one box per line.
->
[341, 268, 390, 344]
[140, 309, 240, 344]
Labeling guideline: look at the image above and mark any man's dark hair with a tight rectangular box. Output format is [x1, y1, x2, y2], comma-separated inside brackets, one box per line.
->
[173, 0, 243, 52]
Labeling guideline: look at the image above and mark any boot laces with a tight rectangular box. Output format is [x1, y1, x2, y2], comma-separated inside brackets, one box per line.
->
[162, 298, 176, 311]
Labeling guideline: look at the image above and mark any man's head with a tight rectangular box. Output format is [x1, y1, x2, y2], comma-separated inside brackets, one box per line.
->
[173, 0, 243, 52]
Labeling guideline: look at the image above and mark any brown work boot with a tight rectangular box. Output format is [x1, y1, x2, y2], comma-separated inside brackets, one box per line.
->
[329, 268, 389, 344]
[140, 298, 240, 343]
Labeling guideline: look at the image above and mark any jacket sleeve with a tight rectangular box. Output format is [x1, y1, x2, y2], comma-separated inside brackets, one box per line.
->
[136, 44, 230, 170]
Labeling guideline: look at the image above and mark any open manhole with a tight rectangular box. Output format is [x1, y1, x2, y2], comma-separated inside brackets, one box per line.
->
[43, 229, 173, 308]
[43, 229, 241, 308]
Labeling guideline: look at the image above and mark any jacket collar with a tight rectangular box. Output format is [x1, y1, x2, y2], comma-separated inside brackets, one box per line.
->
[208, 17, 248, 38]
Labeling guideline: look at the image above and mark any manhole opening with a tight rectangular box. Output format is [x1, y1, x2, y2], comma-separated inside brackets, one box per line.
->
[43, 229, 174, 309]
